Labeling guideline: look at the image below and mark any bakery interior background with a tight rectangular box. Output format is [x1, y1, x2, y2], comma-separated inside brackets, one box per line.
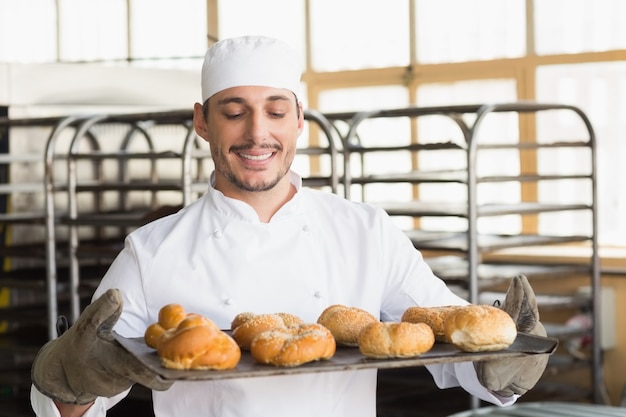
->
[1, 0, 626, 414]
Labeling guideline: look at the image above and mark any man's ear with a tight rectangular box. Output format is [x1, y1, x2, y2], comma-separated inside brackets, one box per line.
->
[193, 102, 209, 141]
[297, 101, 305, 133]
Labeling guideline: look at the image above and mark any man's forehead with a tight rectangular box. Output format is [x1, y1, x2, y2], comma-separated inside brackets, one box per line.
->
[214, 87, 295, 105]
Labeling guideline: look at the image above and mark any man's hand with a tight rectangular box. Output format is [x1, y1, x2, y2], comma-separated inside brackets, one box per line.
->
[475, 274, 550, 397]
[31, 288, 172, 405]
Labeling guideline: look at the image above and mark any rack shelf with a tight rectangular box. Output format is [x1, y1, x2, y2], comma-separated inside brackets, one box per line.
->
[324, 102, 601, 403]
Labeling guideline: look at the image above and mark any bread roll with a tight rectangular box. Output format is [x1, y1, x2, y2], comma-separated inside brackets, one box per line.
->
[144, 303, 190, 349]
[250, 323, 336, 367]
[317, 304, 377, 346]
[358, 322, 435, 359]
[401, 305, 461, 343]
[276, 312, 305, 327]
[230, 312, 256, 330]
[231, 313, 303, 350]
[157, 314, 241, 370]
[444, 305, 517, 352]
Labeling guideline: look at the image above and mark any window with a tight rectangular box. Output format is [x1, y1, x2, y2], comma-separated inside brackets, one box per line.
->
[537, 62, 626, 246]
[534, 0, 626, 55]
[309, 0, 410, 71]
[0, 0, 57, 63]
[0, 0, 207, 69]
[1, 0, 625, 247]
[415, 0, 526, 63]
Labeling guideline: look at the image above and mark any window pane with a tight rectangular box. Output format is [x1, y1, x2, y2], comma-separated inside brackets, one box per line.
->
[309, 0, 410, 71]
[319, 86, 410, 224]
[417, 80, 520, 234]
[58, 0, 128, 62]
[415, 0, 525, 64]
[535, 0, 626, 55]
[417, 79, 517, 107]
[0, 0, 57, 63]
[130, 0, 207, 69]
[217, 0, 305, 64]
[319, 86, 408, 114]
[536, 62, 626, 246]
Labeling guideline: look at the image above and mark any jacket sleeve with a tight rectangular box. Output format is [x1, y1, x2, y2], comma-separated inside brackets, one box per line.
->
[30, 384, 129, 417]
[374, 209, 519, 407]
[426, 361, 518, 406]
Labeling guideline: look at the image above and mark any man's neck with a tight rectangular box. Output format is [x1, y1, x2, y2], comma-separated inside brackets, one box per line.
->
[215, 174, 296, 222]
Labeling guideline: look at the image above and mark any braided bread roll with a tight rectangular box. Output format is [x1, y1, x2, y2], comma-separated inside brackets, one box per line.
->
[144, 303, 190, 349]
[231, 312, 304, 350]
[157, 314, 241, 370]
[250, 323, 336, 367]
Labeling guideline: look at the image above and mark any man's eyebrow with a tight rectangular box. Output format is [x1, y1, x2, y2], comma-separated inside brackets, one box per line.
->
[266, 94, 292, 103]
[215, 96, 245, 106]
[215, 94, 292, 106]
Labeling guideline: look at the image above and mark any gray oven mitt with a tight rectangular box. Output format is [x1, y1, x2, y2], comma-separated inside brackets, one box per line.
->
[475, 274, 550, 397]
[31, 288, 172, 405]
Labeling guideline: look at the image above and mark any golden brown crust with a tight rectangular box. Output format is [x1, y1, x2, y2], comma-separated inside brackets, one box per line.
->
[317, 304, 378, 346]
[146, 304, 241, 370]
[158, 303, 188, 330]
[444, 305, 517, 352]
[358, 321, 435, 358]
[276, 312, 304, 327]
[144, 323, 167, 349]
[401, 305, 462, 343]
[230, 312, 256, 331]
[145, 303, 191, 349]
[231, 314, 289, 350]
[157, 322, 241, 370]
[250, 323, 336, 367]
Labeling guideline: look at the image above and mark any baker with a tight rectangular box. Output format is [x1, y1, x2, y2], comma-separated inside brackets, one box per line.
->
[30, 35, 549, 417]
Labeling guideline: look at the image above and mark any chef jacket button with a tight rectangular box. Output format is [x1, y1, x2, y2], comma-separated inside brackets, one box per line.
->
[223, 298, 232, 305]
[314, 291, 322, 298]
[213, 230, 223, 238]
[302, 224, 310, 232]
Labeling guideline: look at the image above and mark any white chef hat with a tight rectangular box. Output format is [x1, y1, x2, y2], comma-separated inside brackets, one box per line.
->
[201, 35, 302, 102]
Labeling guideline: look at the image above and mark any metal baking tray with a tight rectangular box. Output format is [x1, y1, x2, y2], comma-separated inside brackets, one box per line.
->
[114, 332, 558, 381]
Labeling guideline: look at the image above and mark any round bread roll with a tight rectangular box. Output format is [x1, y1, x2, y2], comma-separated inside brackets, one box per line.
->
[157, 315, 241, 370]
[401, 305, 462, 343]
[145, 303, 191, 349]
[358, 322, 435, 359]
[317, 304, 377, 346]
[444, 305, 517, 352]
[231, 313, 304, 350]
[250, 323, 336, 367]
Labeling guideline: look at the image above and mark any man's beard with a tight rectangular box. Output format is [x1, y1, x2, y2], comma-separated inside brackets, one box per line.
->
[222, 168, 286, 192]
[215, 146, 294, 192]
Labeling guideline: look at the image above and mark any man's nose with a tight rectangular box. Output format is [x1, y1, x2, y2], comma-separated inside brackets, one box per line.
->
[245, 113, 269, 142]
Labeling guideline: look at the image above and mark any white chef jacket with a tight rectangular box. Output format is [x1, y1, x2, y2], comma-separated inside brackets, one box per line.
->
[31, 171, 516, 417]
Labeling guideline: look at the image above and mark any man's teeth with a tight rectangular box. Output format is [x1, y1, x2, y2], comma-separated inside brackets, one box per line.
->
[240, 152, 272, 161]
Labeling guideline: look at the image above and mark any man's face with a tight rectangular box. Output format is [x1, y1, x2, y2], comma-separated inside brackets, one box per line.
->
[195, 86, 304, 195]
